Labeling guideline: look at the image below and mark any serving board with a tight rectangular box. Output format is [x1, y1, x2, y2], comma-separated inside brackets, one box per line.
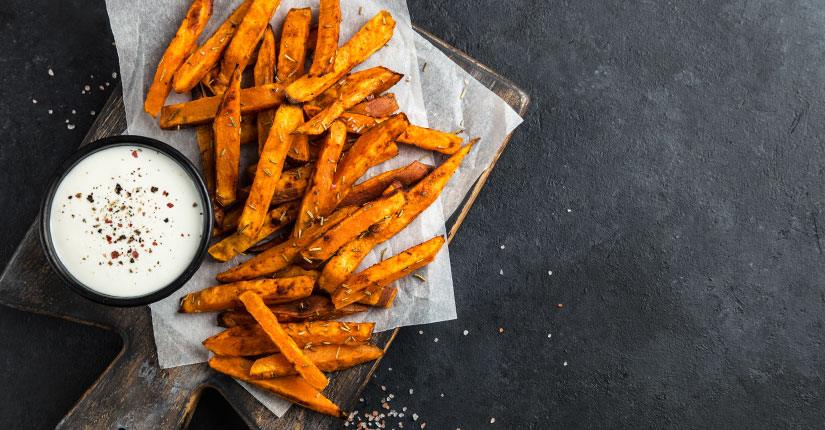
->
[0, 28, 528, 430]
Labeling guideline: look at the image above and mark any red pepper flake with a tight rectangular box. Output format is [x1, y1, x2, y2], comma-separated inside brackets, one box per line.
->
[167, 203, 174, 208]
[132, 250, 139, 258]
[111, 251, 120, 259]
[104, 218, 112, 224]
[131, 150, 139, 158]
[152, 241, 158, 246]
[106, 235, 112, 244]
[162, 191, 169, 197]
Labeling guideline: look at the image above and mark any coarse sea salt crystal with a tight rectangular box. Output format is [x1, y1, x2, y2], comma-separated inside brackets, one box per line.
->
[48, 68, 54, 76]
[463, 330, 469, 335]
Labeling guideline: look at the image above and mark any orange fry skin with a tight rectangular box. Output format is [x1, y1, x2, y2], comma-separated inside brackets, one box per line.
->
[237, 104, 303, 239]
[331, 236, 445, 308]
[318, 142, 475, 293]
[239, 292, 329, 390]
[208, 356, 342, 417]
[277, 8, 312, 85]
[250, 344, 382, 379]
[295, 66, 403, 135]
[300, 191, 406, 263]
[398, 125, 463, 155]
[216, 206, 358, 282]
[254, 25, 277, 154]
[213, 67, 242, 207]
[214, 0, 282, 93]
[285, 10, 396, 103]
[308, 0, 341, 77]
[293, 121, 346, 237]
[160, 83, 285, 129]
[333, 113, 409, 203]
[144, 0, 212, 116]
[173, 0, 251, 93]
[179, 276, 314, 313]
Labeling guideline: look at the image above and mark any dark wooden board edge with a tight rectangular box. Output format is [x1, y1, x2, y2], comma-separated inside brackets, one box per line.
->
[0, 26, 529, 430]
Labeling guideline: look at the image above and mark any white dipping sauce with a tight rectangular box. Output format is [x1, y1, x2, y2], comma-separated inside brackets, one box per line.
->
[49, 146, 205, 297]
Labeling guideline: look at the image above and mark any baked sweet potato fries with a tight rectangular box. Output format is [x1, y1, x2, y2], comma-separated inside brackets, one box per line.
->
[145, 0, 476, 418]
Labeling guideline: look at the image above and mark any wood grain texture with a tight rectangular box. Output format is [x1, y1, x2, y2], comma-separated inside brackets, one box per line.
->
[0, 28, 528, 429]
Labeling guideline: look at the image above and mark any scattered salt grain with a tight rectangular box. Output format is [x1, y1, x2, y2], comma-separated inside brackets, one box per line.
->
[409, 389, 414, 395]
[412, 413, 419, 421]
[105, 82, 110, 87]
[500, 245, 505, 249]
[84, 85, 91, 91]
[490, 417, 496, 424]
[47, 109, 53, 115]
[71, 109, 76, 114]
[47, 68, 54, 76]
[99, 85, 105, 90]
[64, 119, 69, 123]
[67, 124, 75, 130]
[91, 111, 96, 116]
[112, 72, 118, 79]
[548, 270, 553, 276]
[433, 337, 438, 343]
[567, 208, 572, 212]
[498, 327, 504, 333]
[418, 330, 423, 335]
[548, 333, 552, 338]
[499, 269, 503, 276]
[381, 385, 386, 391]
[563, 361, 568, 366]
[440, 393, 444, 398]
[31, 99, 37, 104]
[463, 330, 469, 336]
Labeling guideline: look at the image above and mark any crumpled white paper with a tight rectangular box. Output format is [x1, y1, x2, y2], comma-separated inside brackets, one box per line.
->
[105, 0, 523, 417]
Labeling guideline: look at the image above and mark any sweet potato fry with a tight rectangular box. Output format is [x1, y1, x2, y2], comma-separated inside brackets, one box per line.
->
[214, 67, 242, 207]
[295, 67, 403, 135]
[254, 25, 277, 154]
[285, 11, 396, 102]
[160, 83, 285, 129]
[217, 295, 368, 327]
[308, 0, 341, 77]
[144, 0, 212, 116]
[179, 276, 313, 313]
[277, 8, 312, 85]
[208, 356, 341, 417]
[173, 0, 251, 93]
[332, 113, 408, 202]
[217, 206, 357, 282]
[208, 202, 299, 262]
[239, 292, 328, 390]
[348, 93, 399, 117]
[318, 142, 475, 292]
[274, 265, 320, 281]
[251, 343, 381, 378]
[398, 125, 463, 155]
[301, 191, 406, 263]
[238, 104, 304, 238]
[338, 112, 387, 134]
[339, 161, 433, 207]
[215, 0, 282, 93]
[203, 321, 375, 355]
[358, 285, 398, 307]
[293, 121, 346, 236]
[287, 134, 311, 164]
[332, 236, 444, 308]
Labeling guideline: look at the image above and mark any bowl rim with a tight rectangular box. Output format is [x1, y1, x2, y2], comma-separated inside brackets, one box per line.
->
[39, 135, 213, 307]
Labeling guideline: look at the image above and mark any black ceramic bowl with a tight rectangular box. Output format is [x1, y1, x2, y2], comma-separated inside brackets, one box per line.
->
[39, 135, 212, 307]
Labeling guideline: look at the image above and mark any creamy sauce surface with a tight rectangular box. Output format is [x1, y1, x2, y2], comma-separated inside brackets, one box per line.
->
[49, 146, 204, 297]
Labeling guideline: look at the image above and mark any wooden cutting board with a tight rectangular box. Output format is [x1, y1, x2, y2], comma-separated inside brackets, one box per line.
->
[0, 28, 528, 430]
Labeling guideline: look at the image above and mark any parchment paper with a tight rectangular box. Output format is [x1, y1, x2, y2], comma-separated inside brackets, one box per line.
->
[105, 0, 523, 417]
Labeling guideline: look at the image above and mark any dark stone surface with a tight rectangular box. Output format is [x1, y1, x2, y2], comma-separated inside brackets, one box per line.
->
[2, 0, 825, 428]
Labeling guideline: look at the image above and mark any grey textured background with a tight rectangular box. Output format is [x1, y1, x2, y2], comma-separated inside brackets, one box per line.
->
[2, 0, 825, 428]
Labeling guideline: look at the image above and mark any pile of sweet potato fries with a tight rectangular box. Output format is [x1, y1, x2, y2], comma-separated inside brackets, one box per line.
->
[143, 0, 474, 417]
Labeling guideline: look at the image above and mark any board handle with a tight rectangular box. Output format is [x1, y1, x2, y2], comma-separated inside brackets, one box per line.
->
[57, 310, 208, 430]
